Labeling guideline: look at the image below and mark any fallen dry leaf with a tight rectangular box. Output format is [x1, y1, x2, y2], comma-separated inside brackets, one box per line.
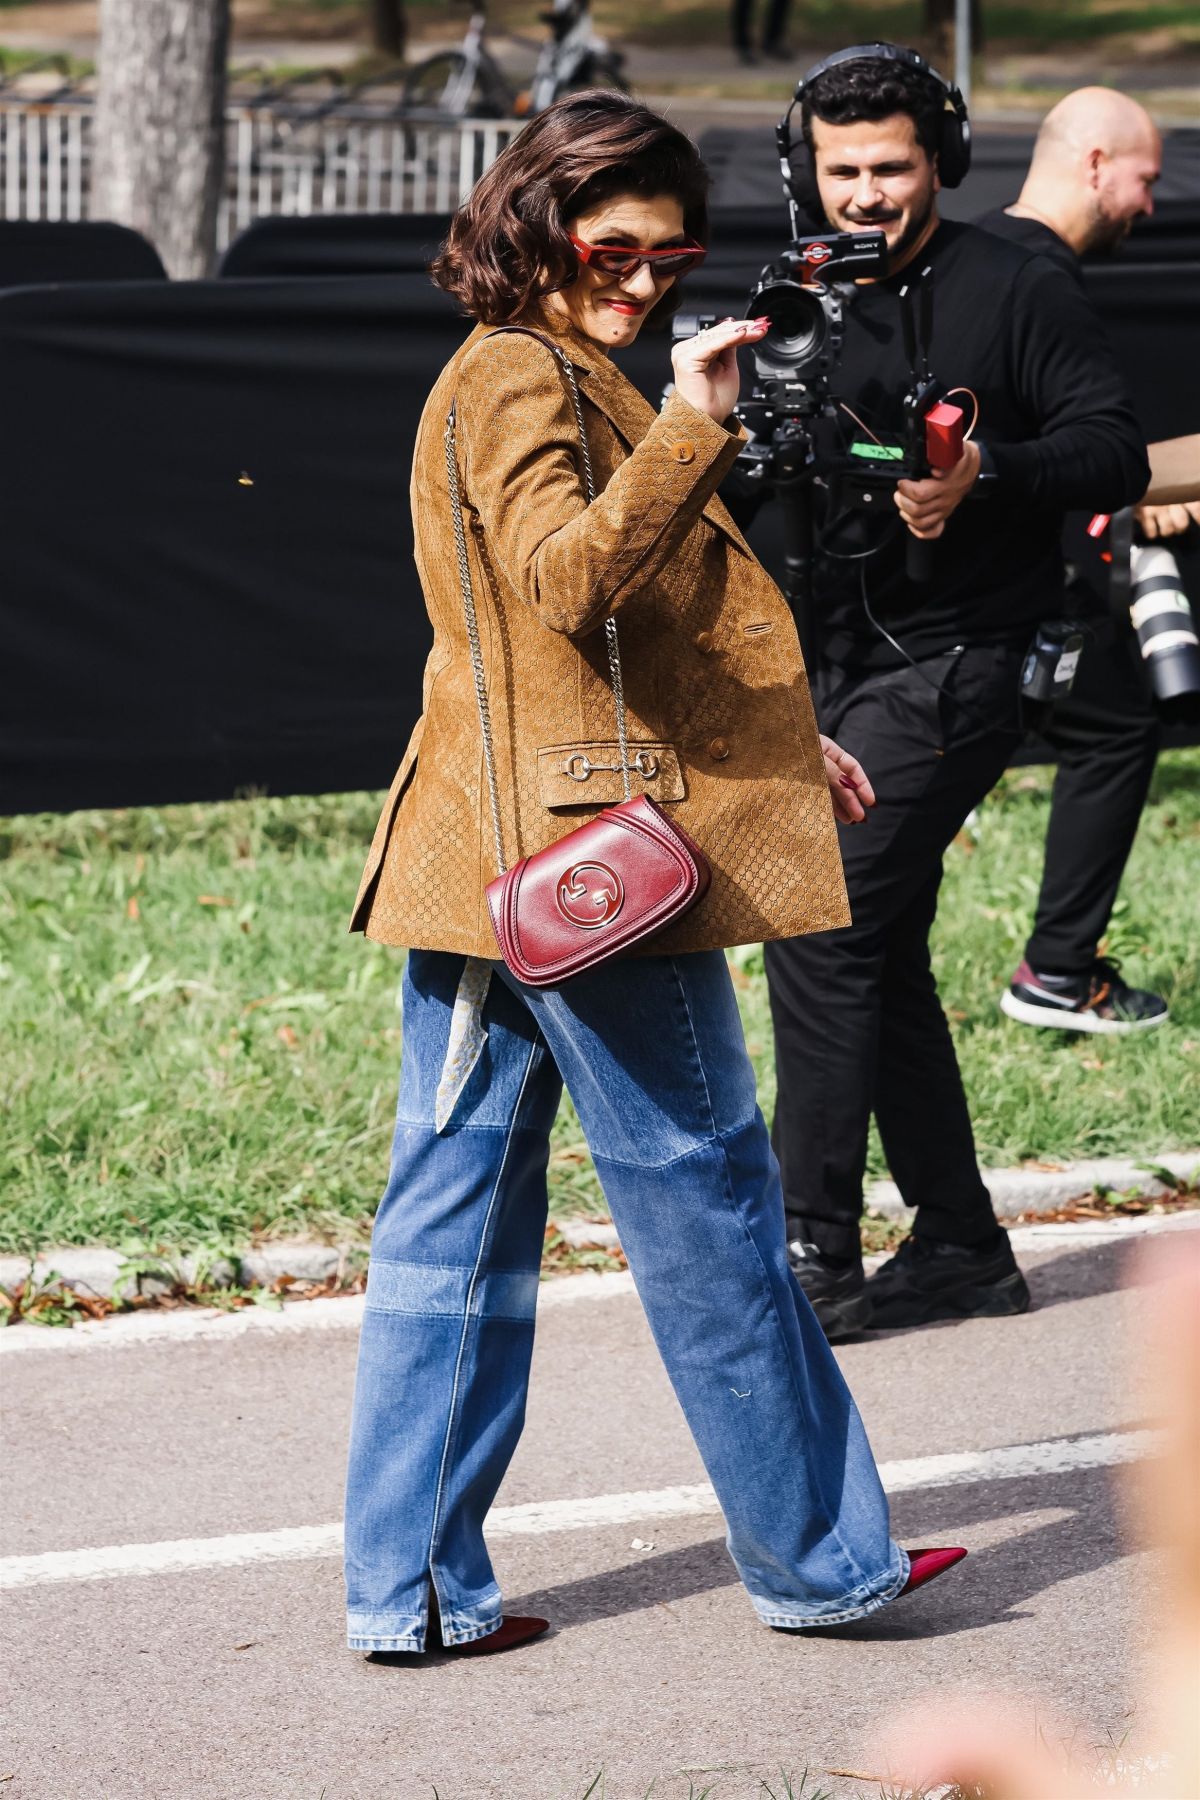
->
[197, 895, 233, 907]
[276, 1025, 299, 1049]
[232, 1641, 262, 1652]
[126, 895, 140, 922]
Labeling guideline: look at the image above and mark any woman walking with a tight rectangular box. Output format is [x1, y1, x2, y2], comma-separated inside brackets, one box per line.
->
[345, 90, 965, 1657]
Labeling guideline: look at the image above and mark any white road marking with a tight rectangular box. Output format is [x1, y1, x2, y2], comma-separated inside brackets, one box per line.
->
[0, 1427, 1162, 1592]
[4, 1213, 1198, 1358]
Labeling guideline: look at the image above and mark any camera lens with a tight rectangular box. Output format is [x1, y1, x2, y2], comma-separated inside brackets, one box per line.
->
[747, 279, 827, 373]
[1129, 542, 1200, 721]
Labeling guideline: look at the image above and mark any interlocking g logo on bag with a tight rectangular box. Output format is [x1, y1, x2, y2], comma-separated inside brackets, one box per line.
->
[556, 861, 625, 929]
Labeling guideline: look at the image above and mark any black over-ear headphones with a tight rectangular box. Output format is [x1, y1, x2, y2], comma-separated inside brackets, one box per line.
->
[775, 41, 972, 218]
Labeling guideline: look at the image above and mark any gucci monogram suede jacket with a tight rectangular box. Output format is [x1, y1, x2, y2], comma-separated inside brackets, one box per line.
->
[351, 307, 850, 955]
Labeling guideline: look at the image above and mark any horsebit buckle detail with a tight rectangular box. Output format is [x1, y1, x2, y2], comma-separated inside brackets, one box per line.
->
[564, 750, 660, 783]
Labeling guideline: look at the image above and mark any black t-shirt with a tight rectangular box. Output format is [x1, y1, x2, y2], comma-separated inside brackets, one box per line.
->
[974, 205, 1081, 280]
[812, 218, 1148, 671]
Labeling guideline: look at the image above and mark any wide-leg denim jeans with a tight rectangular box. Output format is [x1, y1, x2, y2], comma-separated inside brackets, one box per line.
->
[344, 948, 907, 1650]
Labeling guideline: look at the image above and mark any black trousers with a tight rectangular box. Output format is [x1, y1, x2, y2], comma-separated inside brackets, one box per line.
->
[765, 643, 1025, 1262]
[730, 0, 791, 50]
[1024, 622, 1160, 975]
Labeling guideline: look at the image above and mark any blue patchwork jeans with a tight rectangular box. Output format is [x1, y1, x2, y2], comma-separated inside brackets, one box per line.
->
[344, 948, 907, 1650]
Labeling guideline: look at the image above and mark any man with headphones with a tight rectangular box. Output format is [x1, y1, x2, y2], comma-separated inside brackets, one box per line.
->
[757, 46, 1150, 1338]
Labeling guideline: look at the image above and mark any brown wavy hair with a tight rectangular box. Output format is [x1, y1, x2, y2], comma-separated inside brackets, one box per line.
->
[430, 90, 710, 325]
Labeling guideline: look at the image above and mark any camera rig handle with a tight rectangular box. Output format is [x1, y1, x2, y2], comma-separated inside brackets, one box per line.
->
[898, 266, 941, 583]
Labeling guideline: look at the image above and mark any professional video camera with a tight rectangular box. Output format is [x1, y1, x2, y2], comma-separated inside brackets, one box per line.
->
[674, 229, 968, 645]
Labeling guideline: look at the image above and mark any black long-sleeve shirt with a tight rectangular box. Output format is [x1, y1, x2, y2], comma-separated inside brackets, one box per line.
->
[780, 218, 1149, 670]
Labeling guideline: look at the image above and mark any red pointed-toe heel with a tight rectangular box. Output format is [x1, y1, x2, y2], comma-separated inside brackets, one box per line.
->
[900, 1546, 967, 1595]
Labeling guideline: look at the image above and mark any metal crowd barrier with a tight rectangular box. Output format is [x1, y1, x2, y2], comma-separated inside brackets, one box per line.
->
[0, 93, 519, 247]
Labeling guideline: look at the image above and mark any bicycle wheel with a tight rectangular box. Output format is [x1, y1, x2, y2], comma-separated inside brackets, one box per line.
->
[402, 51, 508, 117]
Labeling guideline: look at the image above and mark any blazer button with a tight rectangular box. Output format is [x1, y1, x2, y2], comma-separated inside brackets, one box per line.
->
[671, 440, 696, 463]
[694, 630, 714, 654]
[708, 737, 730, 761]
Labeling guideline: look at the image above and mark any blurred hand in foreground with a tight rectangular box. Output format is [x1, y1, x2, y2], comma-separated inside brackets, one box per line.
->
[869, 1228, 1200, 1799]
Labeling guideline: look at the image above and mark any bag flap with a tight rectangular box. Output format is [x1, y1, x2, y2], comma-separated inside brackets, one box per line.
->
[487, 797, 705, 985]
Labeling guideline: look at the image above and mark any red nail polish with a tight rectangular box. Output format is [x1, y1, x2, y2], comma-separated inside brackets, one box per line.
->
[839, 776, 858, 790]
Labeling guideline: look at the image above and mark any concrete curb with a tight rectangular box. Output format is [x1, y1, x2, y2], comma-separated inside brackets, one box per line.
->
[551, 1149, 1200, 1248]
[0, 1240, 366, 1303]
[867, 1149, 1199, 1224]
[2, 1153, 1195, 1296]
[4, 1214, 1199, 1356]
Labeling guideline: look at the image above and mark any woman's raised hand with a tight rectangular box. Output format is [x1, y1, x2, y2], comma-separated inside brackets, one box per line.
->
[670, 317, 769, 424]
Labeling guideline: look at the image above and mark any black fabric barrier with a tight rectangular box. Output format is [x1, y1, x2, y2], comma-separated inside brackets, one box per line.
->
[1, 273, 459, 813]
[215, 196, 1200, 288]
[218, 212, 448, 279]
[699, 123, 1200, 215]
[1, 256, 1197, 816]
[0, 221, 167, 288]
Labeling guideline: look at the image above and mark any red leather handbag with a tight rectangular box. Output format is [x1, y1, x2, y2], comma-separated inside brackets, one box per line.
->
[446, 329, 711, 988]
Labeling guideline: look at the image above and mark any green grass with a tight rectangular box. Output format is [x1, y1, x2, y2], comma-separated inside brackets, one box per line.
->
[0, 47, 93, 76]
[737, 752, 1200, 1186]
[257, 0, 1200, 52]
[2, 749, 1198, 1254]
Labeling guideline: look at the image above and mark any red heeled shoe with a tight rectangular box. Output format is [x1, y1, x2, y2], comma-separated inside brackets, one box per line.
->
[431, 1585, 549, 1656]
[900, 1546, 967, 1595]
[442, 1612, 550, 1655]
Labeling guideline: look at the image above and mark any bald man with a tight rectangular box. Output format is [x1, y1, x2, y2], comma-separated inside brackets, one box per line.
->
[977, 91, 1189, 1036]
[1001, 87, 1161, 261]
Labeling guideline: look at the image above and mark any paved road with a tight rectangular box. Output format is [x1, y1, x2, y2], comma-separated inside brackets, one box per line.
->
[2, 1219, 1189, 1800]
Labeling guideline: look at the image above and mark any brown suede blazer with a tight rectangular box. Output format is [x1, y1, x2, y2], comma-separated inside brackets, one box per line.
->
[351, 308, 850, 954]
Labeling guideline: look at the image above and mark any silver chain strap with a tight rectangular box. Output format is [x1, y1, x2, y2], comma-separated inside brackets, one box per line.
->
[444, 332, 633, 879]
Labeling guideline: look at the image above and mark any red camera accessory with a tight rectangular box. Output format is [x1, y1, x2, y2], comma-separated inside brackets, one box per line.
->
[1087, 513, 1114, 563]
[924, 400, 964, 470]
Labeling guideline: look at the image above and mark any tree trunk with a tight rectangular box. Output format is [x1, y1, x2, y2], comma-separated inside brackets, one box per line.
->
[92, 0, 232, 278]
[368, 0, 408, 60]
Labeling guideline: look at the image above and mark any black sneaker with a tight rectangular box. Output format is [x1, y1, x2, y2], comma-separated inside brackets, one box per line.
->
[787, 1239, 870, 1341]
[1001, 958, 1168, 1035]
[864, 1232, 1030, 1328]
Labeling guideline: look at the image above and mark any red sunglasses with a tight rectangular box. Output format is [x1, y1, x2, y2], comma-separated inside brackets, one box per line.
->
[567, 232, 707, 278]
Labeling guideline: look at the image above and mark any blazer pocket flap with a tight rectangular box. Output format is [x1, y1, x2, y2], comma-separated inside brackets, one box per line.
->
[537, 741, 685, 810]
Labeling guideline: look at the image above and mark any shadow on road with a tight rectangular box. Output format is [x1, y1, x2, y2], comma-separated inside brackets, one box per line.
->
[857, 1236, 1153, 1350]
[503, 1453, 1147, 1644]
[1021, 1236, 1162, 1313]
